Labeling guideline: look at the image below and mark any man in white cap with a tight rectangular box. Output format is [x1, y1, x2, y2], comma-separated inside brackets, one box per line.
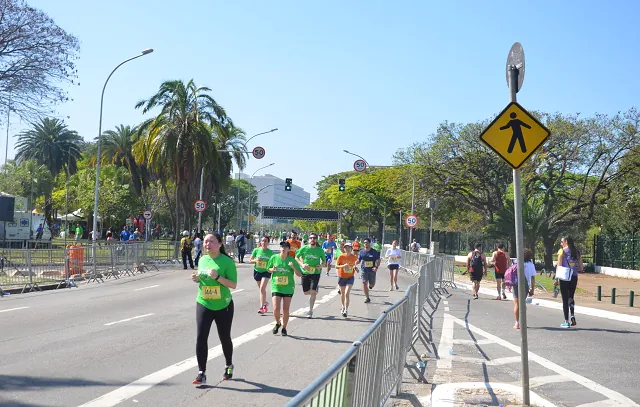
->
[180, 230, 195, 269]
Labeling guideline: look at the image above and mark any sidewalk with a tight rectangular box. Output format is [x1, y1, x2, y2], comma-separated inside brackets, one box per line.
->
[455, 269, 640, 318]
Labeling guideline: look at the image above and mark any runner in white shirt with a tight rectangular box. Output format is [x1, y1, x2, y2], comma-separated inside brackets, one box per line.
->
[512, 248, 536, 329]
[385, 240, 402, 290]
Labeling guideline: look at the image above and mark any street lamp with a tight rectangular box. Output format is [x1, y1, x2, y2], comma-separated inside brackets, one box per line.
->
[235, 128, 278, 230]
[92, 48, 153, 251]
[343, 149, 369, 168]
[246, 163, 274, 231]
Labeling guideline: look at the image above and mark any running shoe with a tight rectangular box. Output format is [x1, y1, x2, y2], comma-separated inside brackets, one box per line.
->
[364, 297, 371, 304]
[342, 309, 348, 318]
[495, 295, 502, 300]
[326, 272, 329, 276]
[223, 365, 233, 380]
[306, 310, 313, 319]
[560, 322, 570, 328]
[389, 286, 394, 291]
[514, 322, 520, 329]
[192, 372, 206, 385]
[570, 315, 576, 326]
[337, 288, 341, 294]
[281, 327, 288, 336]
[395, 284, 399, 290]
[272, 323, 281, 334]
[258, 305, 265, 314]
[502, 291, 507, 300]
[263, 302, 268, 313]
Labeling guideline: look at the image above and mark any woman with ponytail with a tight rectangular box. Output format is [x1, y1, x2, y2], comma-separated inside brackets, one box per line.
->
[556, 236, 582, 328]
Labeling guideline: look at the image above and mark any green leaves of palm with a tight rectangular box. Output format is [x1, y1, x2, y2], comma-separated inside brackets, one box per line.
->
[99, 124, 149, 196]
[15, 117, 82, 177]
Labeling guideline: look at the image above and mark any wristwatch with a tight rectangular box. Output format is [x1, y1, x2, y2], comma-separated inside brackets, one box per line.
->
[215, 275, 220, 281]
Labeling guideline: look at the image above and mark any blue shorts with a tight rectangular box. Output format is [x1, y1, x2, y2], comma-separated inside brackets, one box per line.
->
[253, 270, 271, 281]
[338, 276, 355, 286]
[325, 254, 333, 263]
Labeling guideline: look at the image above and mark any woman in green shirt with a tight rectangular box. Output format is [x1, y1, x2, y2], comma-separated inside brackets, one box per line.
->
[190, 233, 238, 385]
[249, 235, 274, 314]
[267, 240, 302, 336]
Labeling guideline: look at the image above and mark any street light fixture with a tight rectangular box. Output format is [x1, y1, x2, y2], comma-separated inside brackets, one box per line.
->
[343, 149, 369, 168]
[92, 49, 154, 252]
[355, 186, 386, 245]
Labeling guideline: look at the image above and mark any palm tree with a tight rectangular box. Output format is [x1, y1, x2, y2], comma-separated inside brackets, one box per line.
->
[99, 124, 149, 196]
[134, 79, 233, 237]
[15, 118, 83, 226]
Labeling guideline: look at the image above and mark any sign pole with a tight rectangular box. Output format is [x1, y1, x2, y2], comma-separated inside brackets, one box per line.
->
[509, 64, 530, 406]
[198, 168, 204, 233]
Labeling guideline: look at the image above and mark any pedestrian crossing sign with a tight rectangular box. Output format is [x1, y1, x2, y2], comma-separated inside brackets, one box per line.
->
[479, 102, 550, 169]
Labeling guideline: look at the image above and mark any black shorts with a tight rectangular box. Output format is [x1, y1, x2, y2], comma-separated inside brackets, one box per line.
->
[272, 292, 293, 298]
[253, 270, 271, 281]
[470, 270, 484, 281]
[301, 273, 321, 292]
[494, 272, 505, 280]
[388, 264, 399, 270]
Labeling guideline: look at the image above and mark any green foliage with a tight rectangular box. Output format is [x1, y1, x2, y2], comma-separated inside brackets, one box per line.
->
[216, 179, 259, 231]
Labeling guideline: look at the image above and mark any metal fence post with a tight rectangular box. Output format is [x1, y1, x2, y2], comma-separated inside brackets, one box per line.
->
[371, 319, 387, 406]
[26, 245, 33, 286]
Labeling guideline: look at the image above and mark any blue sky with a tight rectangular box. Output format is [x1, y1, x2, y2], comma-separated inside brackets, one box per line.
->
[7, 0, 640, 200]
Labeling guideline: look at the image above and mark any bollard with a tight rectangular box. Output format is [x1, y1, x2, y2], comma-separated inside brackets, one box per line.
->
[611, 288, 616, 304]
[630, 291, 635, 308]
[597, 285, 601, 301]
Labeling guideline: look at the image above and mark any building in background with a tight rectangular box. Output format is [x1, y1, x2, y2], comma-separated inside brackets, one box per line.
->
[238, 173, 310, 227]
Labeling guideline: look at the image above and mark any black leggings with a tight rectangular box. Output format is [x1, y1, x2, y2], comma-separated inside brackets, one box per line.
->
[560, 277, 578, 321]
[196, 301, 234, 372]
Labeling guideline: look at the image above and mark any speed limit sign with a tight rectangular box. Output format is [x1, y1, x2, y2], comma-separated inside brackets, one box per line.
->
[252, 146, 266, 159]
[194, 200, 207, 213]
[353, 159, 367, 172]
[143, 210, 152, 220]
[405, 214, 418, 229]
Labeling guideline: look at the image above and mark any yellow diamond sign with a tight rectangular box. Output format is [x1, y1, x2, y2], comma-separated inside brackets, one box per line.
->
[480, 102, 550, 169]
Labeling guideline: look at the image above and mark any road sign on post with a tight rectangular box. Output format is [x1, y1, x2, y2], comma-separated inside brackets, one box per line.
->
[353, 159, 367, 172]
[405, 214, 418, 229]
[479, 102, 550, 169]
[252, 146, 266, 159]
[194, 200, 207, 213]
[143, 210, 152, 220]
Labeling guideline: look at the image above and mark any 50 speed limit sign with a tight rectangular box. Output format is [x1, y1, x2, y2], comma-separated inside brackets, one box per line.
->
[252, 146, 266, 159]
[353, 159, 367, 172]
[405, 214, 418, 229]
[194, 200, 207, 213]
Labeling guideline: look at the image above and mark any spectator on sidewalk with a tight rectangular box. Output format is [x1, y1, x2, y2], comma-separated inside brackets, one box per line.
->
[181, 230, 195, 270]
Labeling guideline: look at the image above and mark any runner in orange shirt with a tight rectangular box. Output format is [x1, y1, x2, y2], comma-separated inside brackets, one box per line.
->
[287, 231, 302, 258]
[335, 241, 358, 318]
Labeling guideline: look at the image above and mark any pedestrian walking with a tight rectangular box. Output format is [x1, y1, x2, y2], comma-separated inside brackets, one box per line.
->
[556, 236, 582, 328]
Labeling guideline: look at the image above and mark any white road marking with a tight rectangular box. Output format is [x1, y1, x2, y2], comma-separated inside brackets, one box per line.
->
[525, 374, 573, 388]
[453, 355, 521, 366]
[452, 339, 494, 346]
[433, 312, 454, 383]
[104, 313, 154, 326]
[444, 300, 449, 305]
[79, 289, 339, 407]
[445, 306, 450, 311]
[576, 400, 621, 407]
[231, 289, 244, 294]
[0, 306, 29, 313]
[456, 282, 640, 325]
[450, 315, 639, 406]
[134, 285, 159, 291]
[424, 382, 558, 407]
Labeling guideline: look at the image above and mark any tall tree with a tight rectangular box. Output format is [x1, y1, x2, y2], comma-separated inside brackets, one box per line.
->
[14, 117, 82, 226]
[0, 0, 80, 119]
[98, 124, 149, 196]
[134, 79, 234, 238]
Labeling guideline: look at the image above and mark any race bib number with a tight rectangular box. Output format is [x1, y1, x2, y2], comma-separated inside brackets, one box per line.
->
[202, 286, 221, 300]
[344, 265, 353, 273]
[257, 260, 267, 269]
[324, 248, 331, 253]
[391, 256, 398, 261]
[364, 261, 374, 268]
[276, 275, 289, 286]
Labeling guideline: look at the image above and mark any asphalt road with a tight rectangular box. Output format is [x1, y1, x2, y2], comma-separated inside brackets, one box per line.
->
[0, 260, 416, 407]
[427, 285, 640, 406]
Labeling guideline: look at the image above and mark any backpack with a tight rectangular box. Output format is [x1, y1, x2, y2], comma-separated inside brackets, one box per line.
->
[471, 252, 484, 272]
[494, 251, 508, 273]
[503, 263, 518, 288]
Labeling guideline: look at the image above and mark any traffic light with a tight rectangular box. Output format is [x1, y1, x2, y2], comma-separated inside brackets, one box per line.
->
[285, 178, 292, 191]
[338, 179, 345, 191]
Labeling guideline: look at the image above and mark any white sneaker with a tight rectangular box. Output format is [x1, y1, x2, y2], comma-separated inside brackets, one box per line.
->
[306, 310, 313, 319]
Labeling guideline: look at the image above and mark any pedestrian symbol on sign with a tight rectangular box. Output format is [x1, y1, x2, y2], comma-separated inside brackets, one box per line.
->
[500, 112, 531, 154]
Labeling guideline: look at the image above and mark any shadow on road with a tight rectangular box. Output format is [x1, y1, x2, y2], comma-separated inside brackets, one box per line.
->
[218, 378, 299, 397]
[286, 334, 353, 344]
[0, 374, 154, 391]
[0, 397, 51, 407]
[307, 315, 377, 323]
[528, 326, 640, 334]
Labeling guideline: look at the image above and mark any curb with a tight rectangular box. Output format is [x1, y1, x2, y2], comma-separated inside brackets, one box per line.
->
[421, 382, 558, 407]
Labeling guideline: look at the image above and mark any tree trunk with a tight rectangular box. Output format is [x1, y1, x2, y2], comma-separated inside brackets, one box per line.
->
[543, 235, 555, 270]
[174, 175, 180, 241]
[160, 176, 175, 233]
